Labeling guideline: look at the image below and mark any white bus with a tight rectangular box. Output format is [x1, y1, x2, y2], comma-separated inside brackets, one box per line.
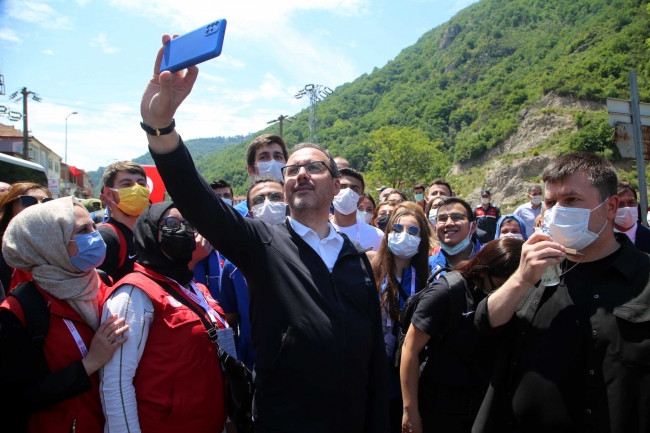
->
[0, 153, 48, 186]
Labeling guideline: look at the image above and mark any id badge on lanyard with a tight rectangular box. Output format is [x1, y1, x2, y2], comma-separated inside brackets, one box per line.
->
[177, 280, 239, 360]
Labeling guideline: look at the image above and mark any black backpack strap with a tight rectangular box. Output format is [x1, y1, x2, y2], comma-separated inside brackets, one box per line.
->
[10, 282, 49, 348]
[426, 265, 452, 286]
[440, 271, 469, 337]
[8, 281, 51, 376]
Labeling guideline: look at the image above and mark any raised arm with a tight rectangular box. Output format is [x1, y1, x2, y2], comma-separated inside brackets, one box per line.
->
[140, 34, 198, 155]
[484, 232, 565, 327]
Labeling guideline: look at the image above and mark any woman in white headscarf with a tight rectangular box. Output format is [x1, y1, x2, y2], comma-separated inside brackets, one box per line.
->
[0, 196, 129, 433]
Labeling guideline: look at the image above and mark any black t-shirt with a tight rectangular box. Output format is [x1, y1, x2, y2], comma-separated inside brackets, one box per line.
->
[97, 218, 135, 283]
[412, 276, 492, 390]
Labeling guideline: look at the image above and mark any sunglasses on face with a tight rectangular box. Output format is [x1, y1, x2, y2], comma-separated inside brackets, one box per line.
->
[392, 223, 420, 236]
[159, 217, 196, 234]
[17, 195, 54, 208]
[435, 213, 468, 224]
[281, 161, 331, 178]
[251, 191, 284, 206]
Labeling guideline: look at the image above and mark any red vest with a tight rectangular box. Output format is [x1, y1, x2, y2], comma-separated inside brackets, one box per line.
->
[108, 265, 227, 433]
[1, 283, 106, 433]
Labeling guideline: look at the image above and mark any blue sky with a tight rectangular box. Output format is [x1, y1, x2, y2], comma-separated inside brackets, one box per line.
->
[0, 0, 478, 171]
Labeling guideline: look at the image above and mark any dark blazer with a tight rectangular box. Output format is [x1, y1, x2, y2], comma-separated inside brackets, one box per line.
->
[152, 139, 389, 433]
[635, 223, 650, 254]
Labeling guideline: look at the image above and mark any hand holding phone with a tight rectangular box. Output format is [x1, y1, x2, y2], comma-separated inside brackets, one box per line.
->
[160, 19, 227, 73]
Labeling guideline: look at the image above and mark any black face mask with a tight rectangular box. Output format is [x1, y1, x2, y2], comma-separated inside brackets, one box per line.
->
[159, 227, 196, 263]
[377, 214, 390, 232]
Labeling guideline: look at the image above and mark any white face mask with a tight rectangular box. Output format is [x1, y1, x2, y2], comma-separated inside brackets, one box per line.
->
[251, 199, 287, 225]
[500, 232, 524, 240]
[387, 231, 421, 259]
[221, 197, 233, 206]
[333, 188, 361, 216]
[531, 195, 543, 205]
[615, 206, 638, 229]
[543, 200, 607, 251]
[357, 210, 372, 224]
[481, 197, 490, 205]
[428, 209, 438, 225]
[256, 159, 284, 181]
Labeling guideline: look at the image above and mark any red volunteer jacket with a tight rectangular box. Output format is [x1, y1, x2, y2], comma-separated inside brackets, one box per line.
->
[1, 282, 106, 433]
[107, 264, 228, 433]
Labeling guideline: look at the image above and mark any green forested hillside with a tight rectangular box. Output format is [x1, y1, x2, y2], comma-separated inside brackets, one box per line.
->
[127, 0, 650, 197]
[89, 134, 252, 195]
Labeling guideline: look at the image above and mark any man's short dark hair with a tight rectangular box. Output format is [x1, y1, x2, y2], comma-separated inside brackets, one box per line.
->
[338, 167, 365, 192]
[429, 179, 453, 196]
[102, 161, 146, 188]
[413, 183, 426, 191]
[246, 134, 289, 169]
[210, 179, 233, 196]
[246, 175, 284, 210]
[617, 180, 637, 199]
[527, 184, 542, 194]
[290, 143, 339, 179]
[437, 196, 475, 222]
[542, 152, 617, 201]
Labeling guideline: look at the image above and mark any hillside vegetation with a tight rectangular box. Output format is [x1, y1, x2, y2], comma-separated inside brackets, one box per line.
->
[108, 0, 650, 203]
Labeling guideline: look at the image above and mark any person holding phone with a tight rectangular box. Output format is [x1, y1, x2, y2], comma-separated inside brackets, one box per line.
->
[137, 33, 389, 433]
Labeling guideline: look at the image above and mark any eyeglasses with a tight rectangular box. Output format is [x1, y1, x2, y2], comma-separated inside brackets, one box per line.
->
[17, 195, 54, 208]
[340, 183, 361, 194]
[159, 217, 196, 234]
[251, 191, 284, 206]
[435, 213, 468, 224]
[281, 161, 332, 178]
[392, 223, 420, 236]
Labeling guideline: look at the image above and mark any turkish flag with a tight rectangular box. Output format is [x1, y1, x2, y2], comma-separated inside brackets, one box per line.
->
[142, 165, 167, 203]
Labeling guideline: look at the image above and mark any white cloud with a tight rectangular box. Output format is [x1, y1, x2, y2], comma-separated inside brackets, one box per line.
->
[42, 49, 54, 55]
[89, 33, 121, 54]
[0, 28, 21, 43]
[7, 0, 73, 30]
[108, 0, 370, 39]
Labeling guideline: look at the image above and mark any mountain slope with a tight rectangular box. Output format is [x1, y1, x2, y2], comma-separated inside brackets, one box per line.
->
[123, 0, 650, 199]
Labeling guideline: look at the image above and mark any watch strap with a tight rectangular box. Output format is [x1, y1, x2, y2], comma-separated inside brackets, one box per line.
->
[140, 119, 175, 136]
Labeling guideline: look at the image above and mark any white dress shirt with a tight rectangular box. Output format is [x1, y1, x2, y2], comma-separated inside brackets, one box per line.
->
[288, 217, 344, 272]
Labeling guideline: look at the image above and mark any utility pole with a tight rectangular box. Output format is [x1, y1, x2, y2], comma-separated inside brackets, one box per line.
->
[10, 87, 41, 160]
[267, 114, 293, 138]
[294, 84, 333, 142]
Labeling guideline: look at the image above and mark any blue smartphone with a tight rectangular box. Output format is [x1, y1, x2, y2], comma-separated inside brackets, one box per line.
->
[160, 19, 227, 73]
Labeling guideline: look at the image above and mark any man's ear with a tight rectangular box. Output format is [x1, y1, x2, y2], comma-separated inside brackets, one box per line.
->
[100, 187, 120, 207]
[246, 166, 256, 176]
[469, 220, 477, 235]
[332, 178, 341, 197]
[605, 194, 620, 221]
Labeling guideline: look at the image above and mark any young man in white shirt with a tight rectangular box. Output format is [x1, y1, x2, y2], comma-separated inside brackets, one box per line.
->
[330, 167, 384, 252]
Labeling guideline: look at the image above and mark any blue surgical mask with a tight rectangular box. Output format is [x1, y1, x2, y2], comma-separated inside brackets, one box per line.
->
[70, 231, 107, 272]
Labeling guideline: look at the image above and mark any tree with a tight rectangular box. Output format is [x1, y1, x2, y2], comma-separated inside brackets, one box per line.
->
[364, 126, 450, 190]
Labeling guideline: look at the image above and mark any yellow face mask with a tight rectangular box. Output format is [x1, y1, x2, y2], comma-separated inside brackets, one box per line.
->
[115, 184, 150, 216]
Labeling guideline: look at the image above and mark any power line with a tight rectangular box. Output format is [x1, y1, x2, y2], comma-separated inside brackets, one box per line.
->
[294, 84, 333, 143]
[10, 87, 42, 160]
[267, 114, 294, 138]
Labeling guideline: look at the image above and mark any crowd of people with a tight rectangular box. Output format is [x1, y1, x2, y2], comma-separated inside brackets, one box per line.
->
[0, 34, 648, 433]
